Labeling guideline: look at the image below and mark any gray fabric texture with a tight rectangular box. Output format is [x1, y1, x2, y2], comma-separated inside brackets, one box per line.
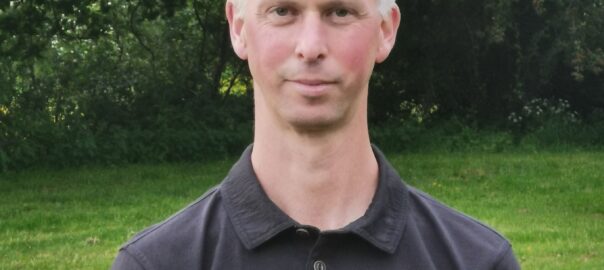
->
[112, 145, 521, 270]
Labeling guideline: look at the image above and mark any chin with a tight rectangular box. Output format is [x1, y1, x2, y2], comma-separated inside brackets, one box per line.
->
[286, 114, 347, 133]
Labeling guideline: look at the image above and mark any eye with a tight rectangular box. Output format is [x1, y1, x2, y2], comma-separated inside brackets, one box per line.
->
[266, 6, 298, 24]
[327, 7, 357, 24]
[333, 8, 350, 17]
[274, 7, 290, 16]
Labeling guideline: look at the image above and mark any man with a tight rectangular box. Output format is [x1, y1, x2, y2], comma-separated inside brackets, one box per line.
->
[112, 0, 521, 269]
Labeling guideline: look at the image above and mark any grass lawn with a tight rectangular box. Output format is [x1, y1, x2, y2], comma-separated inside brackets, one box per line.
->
[0, 151, 603, 269]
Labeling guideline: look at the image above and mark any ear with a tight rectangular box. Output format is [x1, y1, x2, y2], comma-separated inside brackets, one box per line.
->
[375, 5, 401, 63]
[226, 1, 247, 60]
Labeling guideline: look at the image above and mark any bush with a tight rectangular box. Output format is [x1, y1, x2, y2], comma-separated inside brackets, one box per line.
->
[370, 118, 514, 153]
[507, 99, 604, 150]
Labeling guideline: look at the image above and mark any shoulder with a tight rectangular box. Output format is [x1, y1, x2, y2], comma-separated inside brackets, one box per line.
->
[127, 185, 223, 243]
[406, 186, 508, 243]
[404, 186, 519, 269]
[112, 185, 228, 269]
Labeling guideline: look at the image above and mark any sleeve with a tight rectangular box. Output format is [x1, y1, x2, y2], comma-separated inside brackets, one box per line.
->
[493, 244, 521, 270]
[111, 248, 146, 270]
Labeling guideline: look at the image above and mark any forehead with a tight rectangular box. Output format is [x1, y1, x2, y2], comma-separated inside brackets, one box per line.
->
[249, 0, 378, 9]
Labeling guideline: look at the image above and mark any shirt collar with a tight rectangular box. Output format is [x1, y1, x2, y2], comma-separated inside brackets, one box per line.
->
[221, 145, 409, 254]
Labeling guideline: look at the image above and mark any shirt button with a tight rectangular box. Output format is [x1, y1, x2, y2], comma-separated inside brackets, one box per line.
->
[295, 228, 310, 238]
[313, 260, 327, 270]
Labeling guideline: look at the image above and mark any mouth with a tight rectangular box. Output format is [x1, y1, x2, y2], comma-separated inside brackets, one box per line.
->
[291, 79, 336, 86]
[286, 78, 337, 97]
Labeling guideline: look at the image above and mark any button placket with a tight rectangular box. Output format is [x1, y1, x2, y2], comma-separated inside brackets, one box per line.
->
[307, 233, 329, 270]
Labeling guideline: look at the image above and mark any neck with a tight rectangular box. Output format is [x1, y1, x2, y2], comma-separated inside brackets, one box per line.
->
[251, 103, 378, 231]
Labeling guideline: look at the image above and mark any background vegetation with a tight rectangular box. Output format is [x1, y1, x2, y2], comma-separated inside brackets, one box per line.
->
[1, 0, 603, 171]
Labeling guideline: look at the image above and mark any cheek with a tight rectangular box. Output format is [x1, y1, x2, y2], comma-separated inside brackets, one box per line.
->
[246, 26, 293, 76]
[331, 29, 379, 78]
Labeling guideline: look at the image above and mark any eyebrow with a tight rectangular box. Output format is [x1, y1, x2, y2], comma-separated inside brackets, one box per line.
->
[256, 0, 368, 12]
[256, 0, 300, 11]
[319, 0, 366, 9]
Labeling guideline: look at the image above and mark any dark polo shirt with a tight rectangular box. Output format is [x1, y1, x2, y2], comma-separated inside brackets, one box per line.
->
[112, 146, 520, 270]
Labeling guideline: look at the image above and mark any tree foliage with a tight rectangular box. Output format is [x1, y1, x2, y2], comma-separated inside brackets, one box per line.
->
[1, 0, 603, 171]
[371, 0, 604, 124]
[0, 0, 251, 171]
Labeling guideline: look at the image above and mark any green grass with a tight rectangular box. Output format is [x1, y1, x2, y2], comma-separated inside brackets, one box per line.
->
[391, 152, 604, 269]
[1, 152, 603, 269]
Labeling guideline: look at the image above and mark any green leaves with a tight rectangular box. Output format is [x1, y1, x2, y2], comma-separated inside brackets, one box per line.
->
[0, 0, 251, 172]
[0, 0, 602, 171]
[371, 0, 604, 125]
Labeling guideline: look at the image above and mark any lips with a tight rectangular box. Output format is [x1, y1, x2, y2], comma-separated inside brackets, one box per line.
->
[287, 79, 336, 97]
[291, 79, 335, 86]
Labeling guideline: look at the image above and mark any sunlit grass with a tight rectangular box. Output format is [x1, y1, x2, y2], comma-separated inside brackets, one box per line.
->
[391, 152, 604, 269]
[1, 151, 602, 269]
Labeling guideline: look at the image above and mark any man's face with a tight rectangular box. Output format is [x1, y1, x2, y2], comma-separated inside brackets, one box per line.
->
[228, 0, 398, 131]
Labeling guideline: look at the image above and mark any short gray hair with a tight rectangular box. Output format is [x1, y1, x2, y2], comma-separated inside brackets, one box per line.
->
[231, 0, 396, 19]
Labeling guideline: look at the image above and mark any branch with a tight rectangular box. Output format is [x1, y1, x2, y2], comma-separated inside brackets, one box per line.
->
[225, 61, 246, 96]
[211, 23, 230, 96]
[128, 1, 157, 74]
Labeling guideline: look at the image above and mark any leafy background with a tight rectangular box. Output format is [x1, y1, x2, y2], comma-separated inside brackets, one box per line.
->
[1, 0, 603, 171]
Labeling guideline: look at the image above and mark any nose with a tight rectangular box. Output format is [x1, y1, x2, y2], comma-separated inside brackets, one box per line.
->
[295, 14, 328, 63]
